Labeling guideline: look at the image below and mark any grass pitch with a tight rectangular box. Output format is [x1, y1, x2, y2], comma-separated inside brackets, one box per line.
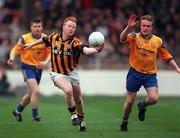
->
[0, 96, 179, 138]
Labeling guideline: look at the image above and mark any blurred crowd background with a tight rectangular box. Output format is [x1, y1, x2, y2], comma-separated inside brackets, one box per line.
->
[0, 0, 180, 70]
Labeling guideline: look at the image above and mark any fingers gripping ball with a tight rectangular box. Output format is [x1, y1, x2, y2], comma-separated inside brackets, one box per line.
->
[88, 31, 105, 47]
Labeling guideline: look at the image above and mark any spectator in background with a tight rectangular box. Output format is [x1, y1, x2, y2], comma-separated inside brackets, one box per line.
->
[0, 38, 11, 64]
[0, 0, 179, 69]
[9, 12, 22, 45]
[1, 0, 22, 24]
[0, 63, 14, 96]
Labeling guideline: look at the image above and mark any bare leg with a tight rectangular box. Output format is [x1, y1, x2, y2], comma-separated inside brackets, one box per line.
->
[55, 77, 75, 109]
[26, 79, 40, 119]
[19, 88, 31, 106]
[143, 87, 159, 106]
[122, 92, 137, 119]
[26, 79, 40, 109]
[54, 77, 81, 126]
[73, 85, 84, 120]
[137, 87, 159, 122]
[120, 91, 136, 131]
[73, 85, 86, 131]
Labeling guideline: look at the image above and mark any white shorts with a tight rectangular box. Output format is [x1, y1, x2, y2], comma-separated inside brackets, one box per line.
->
[50, 68, 80, 86]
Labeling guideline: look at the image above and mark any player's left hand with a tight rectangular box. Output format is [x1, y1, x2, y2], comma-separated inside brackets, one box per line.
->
[176, 68, 180, 74]
[95, 43, 104, 53]
[7, 58, 14, 65]
[37, 61, 47, 69]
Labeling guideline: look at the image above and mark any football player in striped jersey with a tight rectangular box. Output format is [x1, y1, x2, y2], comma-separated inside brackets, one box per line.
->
[23, 16, 104, 131]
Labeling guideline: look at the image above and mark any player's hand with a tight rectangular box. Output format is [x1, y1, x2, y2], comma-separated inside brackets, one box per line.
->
[7, 58, 14, 65]
[95, 43, 104, 53]
[176, 67, 180, 74]
[37, 61, 47, 69]
[23, 43, 33, 49]
[128, 15, 139, 28]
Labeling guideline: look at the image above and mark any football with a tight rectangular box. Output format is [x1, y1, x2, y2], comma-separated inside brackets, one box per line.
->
[88, 31, 105, 47]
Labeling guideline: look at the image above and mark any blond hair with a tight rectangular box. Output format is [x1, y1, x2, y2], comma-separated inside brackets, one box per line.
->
[63, 16, 77, 25]
[141, 15, 154, 26]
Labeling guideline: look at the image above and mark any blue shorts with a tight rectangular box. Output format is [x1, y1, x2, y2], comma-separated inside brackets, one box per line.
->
[126, 67, 158, 92]
[21, 63, 42, 84]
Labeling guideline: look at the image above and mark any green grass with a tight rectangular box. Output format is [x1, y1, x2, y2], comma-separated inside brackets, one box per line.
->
[0, 96, 180, 138]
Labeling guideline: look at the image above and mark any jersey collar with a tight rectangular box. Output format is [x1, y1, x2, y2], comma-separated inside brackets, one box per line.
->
[139, 32, 152, 40]
[31, 33, 42, 39]
[60, 32, 74, 42]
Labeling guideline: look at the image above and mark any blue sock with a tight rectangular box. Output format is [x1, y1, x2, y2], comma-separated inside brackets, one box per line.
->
[32, 108, 39, 118]
[141, 101, 147, 108]
[16, 104, 25, 113]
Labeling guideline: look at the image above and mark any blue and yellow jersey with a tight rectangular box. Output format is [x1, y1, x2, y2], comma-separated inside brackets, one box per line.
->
[42, 32, 86, 75]
[122, 32, 172, 74]
[11, 33, 50, 66]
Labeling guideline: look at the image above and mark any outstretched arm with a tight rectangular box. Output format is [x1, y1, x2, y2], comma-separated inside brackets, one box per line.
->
[7, 43, 22, 65]
[83, 44, 104, 55]
[120, 15, 139, 42]
[168, 59, 180, 74]
[23, 37, 44, 49]
[7, 48, 16, 65]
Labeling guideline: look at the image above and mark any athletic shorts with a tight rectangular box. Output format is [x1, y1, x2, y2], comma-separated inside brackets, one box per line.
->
[21, 63, 42, 84]
[126, 67, 158, 92]
[50, 68, 80, 86]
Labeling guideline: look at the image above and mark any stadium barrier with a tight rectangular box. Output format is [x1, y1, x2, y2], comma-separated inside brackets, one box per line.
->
[7, 70, 180, 96]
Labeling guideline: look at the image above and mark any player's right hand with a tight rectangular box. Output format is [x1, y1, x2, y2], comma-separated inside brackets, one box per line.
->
[128, 15, 139, 28]
[22, 43, 33, 49]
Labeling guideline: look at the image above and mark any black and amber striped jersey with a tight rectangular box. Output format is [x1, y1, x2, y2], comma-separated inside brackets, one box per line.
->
[42, 32, 87, 74]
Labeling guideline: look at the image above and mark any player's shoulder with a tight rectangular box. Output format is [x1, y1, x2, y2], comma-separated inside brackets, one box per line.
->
[71, 36, 82, 45]
[48, 32, 60, 40]
[21, 32, 31, 38]
[41, 33, 47, 37]
[152, 34, 162, 40]
[152, 34, 163, 44]
[17, 32, 31, 43]
[50, 32, 59, 37]
[130, 32, 138, 38]
[73, 36, 81, 42]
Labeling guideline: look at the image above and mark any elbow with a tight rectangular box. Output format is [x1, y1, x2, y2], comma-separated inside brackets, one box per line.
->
[120, 39, 126, 44]
[166, 58, 174, 63]
[119, 36, 126, 43]
[120, 39, 124, 43]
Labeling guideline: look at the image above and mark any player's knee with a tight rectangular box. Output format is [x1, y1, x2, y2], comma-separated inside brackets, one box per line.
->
[150, 95, 159, 104]
[31, 88, 39, 96]
[32, 91, 39, 97]
[64, 88, 73, 96]
[126, 99, 134, 106]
